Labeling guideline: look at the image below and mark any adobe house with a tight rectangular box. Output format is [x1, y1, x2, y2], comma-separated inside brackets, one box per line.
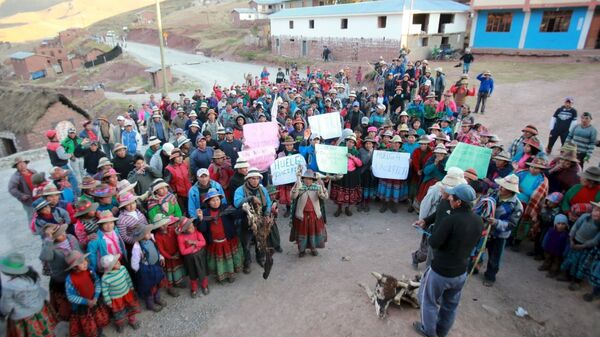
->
[10, 52, 52, 80]
[146, 66, 172, 89]
[0, 87, 91, 157]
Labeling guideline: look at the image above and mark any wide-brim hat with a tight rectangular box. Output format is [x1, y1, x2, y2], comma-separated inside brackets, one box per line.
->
[495, 174, 520, 193]
[12, 157, 29, 169]
[49, 167, 69, 180]
[523, 138, 541, 151]
[65, 251, 90, 271]
[435, 135, 449, 143]
[282, 136, 296, 145]
[131, 224, 158, 242]
[100, 254, 121, 272]
[42, 182, 62, 196]
[113, 143, 127, 153]
[97, 157, 112, 169]
[391, 135, 403, 143]
[418, 136, 431, 144]
[0, 253, 28, 275]
[34, 198, 50, 211]
[201, 188, 224, 204]
[170, 148, 182, 160]
[212, 149, 226, 159]
[75, 199, 99, 217]
[441, 167, 467, 187]
[560, 151, 579, 163]
[42, 223, 68, 241]
[81, 176, 99, 190]
[245, 168, 263, 180]
[148, 137, 161, 147]
[493, 151, 511, 162]
[152, 181, 170, 194]
[177, 217, 194, 233]
[429, 123, 441, 130]
[521, 125, 539, 135]
[363, 137, 378, 145]
[579, 166, 600, 182]
[433, 144, 447, 154]
[464, 168, 479, 181]
[345, 134, 357, 143]
[234, 160, 250, 169]
[118, 193, 139, 208]
[116, 180, 137, 195]
[97, 210, 119, 224]
[102, 168, 119, 179]
[153, 214, 180, 228]
[526, 157, 548, 169]
[92, 184, 115, 198]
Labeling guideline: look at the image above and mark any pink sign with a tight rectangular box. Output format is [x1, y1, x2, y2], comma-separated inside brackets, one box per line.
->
[238, 147, 276, 172]
[243, 122, 280, 149]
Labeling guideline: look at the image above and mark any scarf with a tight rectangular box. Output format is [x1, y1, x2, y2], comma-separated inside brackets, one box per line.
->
[148, 192, 177, 214]
[243, 182, 267, 210]
[70, 270, 95, 300]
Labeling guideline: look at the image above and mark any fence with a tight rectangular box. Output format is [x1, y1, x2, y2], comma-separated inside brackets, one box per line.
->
[84, 45, 122, 68]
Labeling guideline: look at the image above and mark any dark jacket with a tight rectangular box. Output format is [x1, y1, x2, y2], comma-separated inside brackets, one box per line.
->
[429, 205, 483, 278]
[74, 144, 106, 175]
[196, 207, 241, 244]
[229, 172, 245, 199]
[9, 169, 36, 206]
[112, 154, 135, 178]
[219, 139, 243, 166]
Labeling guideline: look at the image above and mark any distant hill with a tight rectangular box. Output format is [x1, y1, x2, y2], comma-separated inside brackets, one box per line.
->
[0, 0, 66, 19]
[0, 0, 159, 42]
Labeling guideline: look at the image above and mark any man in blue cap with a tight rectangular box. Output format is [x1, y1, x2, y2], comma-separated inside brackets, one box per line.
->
[414, 183, 483, 337]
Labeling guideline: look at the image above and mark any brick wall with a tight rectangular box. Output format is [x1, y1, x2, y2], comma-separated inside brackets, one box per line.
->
[23, 102, 87, 150]
[272, 36, 402, 62]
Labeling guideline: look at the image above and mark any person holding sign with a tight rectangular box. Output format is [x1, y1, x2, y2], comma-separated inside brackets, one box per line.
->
[330, 134, 363, 217]
[415, 144, 448, 209]
[378, 136, 409, 214]
[277, 136, 300, 217]
[290, 168, 329, 257]
[358, 137, 378, 212]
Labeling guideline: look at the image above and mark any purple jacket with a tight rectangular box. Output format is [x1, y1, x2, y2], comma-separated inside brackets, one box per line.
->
[543, 228, 569, 257]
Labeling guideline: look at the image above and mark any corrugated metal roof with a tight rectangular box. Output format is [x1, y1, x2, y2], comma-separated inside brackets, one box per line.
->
[270, 0, 469, 19]
[10, 51, 35, 60]
[232, 8, 258, 14]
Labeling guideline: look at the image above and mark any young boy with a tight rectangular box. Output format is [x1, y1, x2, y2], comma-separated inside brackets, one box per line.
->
[539, 214, 569, 278]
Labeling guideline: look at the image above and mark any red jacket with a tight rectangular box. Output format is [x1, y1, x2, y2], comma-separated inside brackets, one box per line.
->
[166, 163, 192, 197]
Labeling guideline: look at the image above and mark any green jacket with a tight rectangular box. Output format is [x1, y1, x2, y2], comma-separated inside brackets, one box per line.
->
[61, 137, 81, 154]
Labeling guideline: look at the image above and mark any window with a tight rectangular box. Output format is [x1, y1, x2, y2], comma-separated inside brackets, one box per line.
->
[438, 13, 454, 33]
[289, 20, 294, 29]
[413, 14, 429, 32]
[378, 16, 387, 28]
[309, 19, 315, 29]
[341, 18, 348, 29]
[420, 37, 429, 47]
[540, 10, 572, 32]
[485, 12, 513, 32]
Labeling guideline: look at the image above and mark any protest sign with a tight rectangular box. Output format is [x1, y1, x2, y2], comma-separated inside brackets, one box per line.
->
[315, 144, 348, 174]
[270, 154, 307, 186]
[243, 122, 279, 149]
[238, 147, 276, 172]
[308, 112, 342, 140]
[445, 142, 492, 178]
[372, 150, 410, 179]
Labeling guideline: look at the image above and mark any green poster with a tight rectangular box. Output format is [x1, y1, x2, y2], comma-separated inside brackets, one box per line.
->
[315, 144, 348, 174]
[445, 142, 492, 178]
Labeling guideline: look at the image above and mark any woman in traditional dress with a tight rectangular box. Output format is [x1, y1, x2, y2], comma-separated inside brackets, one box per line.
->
[290, 169, 328, 257]
[196, 188, 244, 283]
[147, 179, 182, 220]
[276, 136, 299, 217]
[358, 137, 378, 212]
[408, 136, 433, 212]
[378, 135, 409, 213]
[415, 144, 448, 207]
[165, 149, 192, 215]
[330, 134, 363, 217]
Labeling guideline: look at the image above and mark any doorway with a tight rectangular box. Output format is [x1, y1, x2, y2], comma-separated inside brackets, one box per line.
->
[0, 137, 17, 157]
[301, 40, 308, 56]
[585, 8, 600, 49]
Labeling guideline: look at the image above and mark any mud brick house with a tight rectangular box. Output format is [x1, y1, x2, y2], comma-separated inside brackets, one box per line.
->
[470, 0, 599, 50]
[269, 0, 469, 61]
[0, 87, 96, 157]
[10, 52, 52, 80]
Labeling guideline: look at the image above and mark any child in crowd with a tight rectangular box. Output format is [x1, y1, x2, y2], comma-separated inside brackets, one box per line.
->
[65, 250, 110, 337]
[154, 214, 186, 297]
[130, 224, 166, 312]
[73, 198, 99, 249]
[539, 214, 570, 278]
[177, 217, 209, 298]
[148, 179, 183, 220]
[531, 192, 563, 260]
[100, 254, 141, 332]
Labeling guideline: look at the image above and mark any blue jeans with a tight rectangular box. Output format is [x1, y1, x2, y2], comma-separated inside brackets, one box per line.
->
[462, 62, 471, 74]
[484, 237, 506, 282]
[418, 268, 467, 337]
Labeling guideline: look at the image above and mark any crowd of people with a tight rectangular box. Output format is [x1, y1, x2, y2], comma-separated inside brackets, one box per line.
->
[3, 53, 600, 337]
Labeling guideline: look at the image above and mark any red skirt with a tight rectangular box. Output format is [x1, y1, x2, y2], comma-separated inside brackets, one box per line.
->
[290, 201, 327, 251]
[277, 184, 293, 205]
[49, 279, 71, 322]
[110, 290, 140, 326]
[416, 178, 438, 203]
[7, 302, 58, 337]
[69, 303, 111, 337]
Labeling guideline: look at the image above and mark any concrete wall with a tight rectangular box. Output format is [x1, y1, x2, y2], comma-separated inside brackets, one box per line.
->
[473, 9, 525, 48]
[271, 14, 404, 39]
[272, 36, 402, 61]
[472, 0, 524, 6]
[524, 7, 588, 49]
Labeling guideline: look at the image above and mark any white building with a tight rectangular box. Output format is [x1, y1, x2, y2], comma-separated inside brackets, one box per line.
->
[269, 0, 470, 60]
[231, 8, 260, 26]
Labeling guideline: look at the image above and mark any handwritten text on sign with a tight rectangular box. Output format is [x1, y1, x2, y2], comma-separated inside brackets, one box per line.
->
[315, 144, 348, 174]
[308, 112, 342, 140]
[372, 150, 411, 179]
[238, 147, 276, 172]
[270, 154, 307, 186]
[243, 122, 280, 149]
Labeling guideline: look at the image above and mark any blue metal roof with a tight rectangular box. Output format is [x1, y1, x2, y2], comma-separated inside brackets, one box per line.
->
[10, 51, 35, 60]
[269, 0, 469, 19]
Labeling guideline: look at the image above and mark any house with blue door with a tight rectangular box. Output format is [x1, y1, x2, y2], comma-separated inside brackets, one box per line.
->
[469, 0, 600, 50]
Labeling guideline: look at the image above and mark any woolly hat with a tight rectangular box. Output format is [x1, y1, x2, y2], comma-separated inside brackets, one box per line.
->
[554, 214, 568, 225]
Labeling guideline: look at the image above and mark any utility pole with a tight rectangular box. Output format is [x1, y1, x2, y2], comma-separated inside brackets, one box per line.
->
[156, 0, 168, 96]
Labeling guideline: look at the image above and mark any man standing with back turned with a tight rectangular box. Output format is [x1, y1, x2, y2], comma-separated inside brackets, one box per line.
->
[413, 183, 483, 337]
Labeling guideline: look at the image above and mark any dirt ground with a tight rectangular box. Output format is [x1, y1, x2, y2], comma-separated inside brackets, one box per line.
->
[2, 59, 600, 337]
